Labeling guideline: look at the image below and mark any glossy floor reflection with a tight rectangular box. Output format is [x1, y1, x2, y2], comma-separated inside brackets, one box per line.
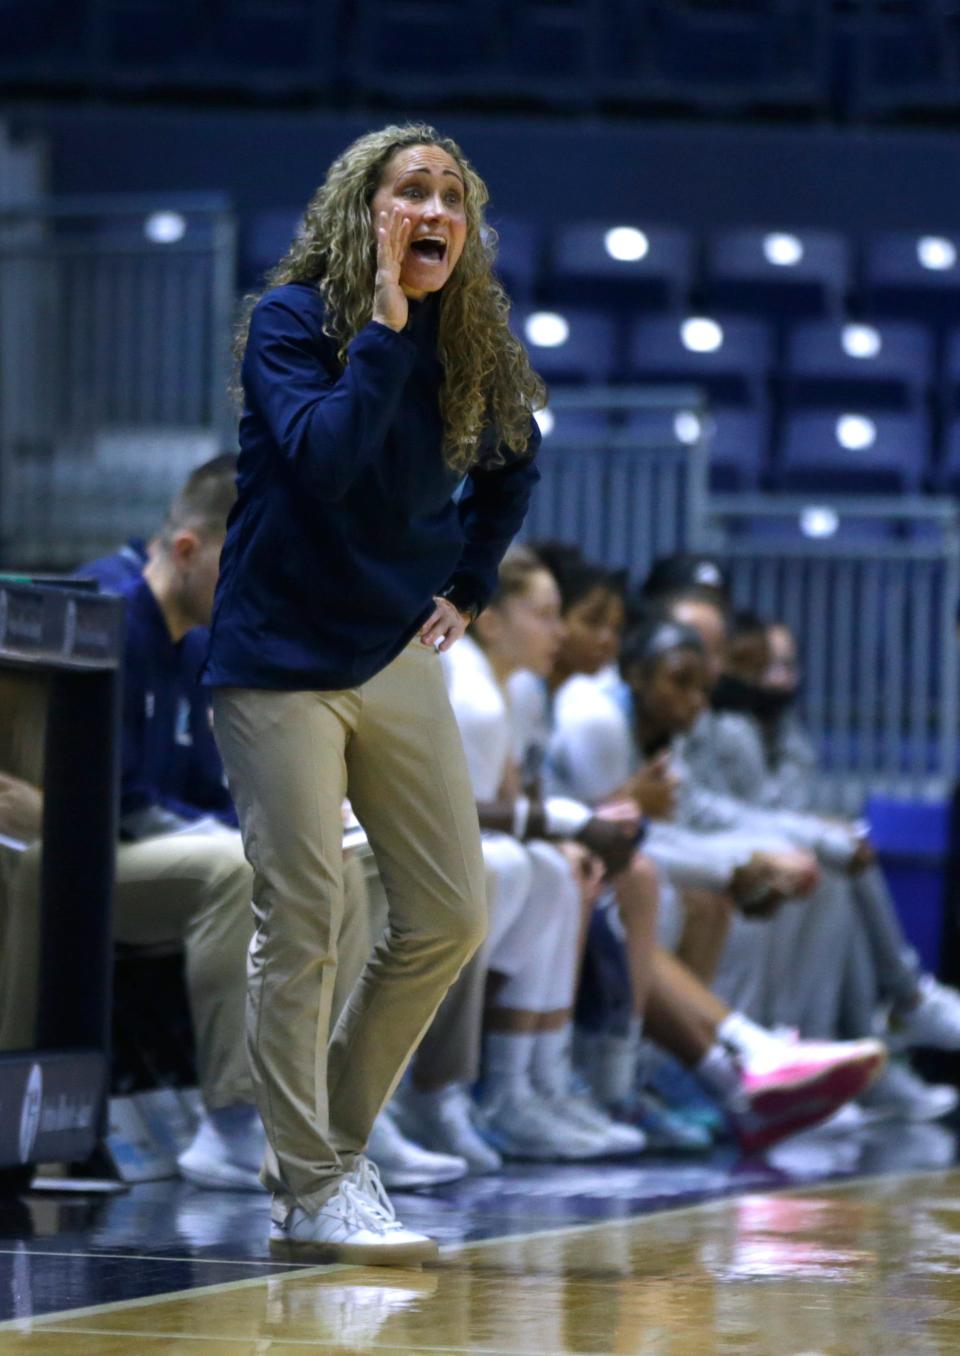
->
[1, 1119, 959, 1353]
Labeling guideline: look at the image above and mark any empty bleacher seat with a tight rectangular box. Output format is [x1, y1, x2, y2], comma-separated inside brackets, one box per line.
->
[704, 228, 849, 319]
[732, 510, 900, 547]
[784, 320, 932, 409]
[486, 216, 541, 306]
[938, 330, 960, 416]
[779, 408, 928, 493]
[649, 3, 824, 114]
[534, 406, 612, 447]
[239, 207, 302, 289]
[622, 404, 768, 491]
[626, 313, 771, 405]
[937, 417, 960, 492]
[350, 0, 510, 104]
[546, 222, 693, 311]
[861, 232, 960, 321]
[516, 307, 619, 384]
[507, 1, 600, 109]
[187, 1, 343, 96]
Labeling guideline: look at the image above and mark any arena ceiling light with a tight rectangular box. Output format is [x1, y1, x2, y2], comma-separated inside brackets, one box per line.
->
[917, 236, 957, 271]
[673, 410, 703, 445]
[681, 317, 723, 353]
[842, 324, 882, 359]
[800, 506, 839, 539]
[763, 233, 804, 267]
[144, 211, 187, 244]
[535, 407, 555, 437]
[836, 414, 877, 450]
[525, 311, 569, 347]
[604, 226, 649, 262]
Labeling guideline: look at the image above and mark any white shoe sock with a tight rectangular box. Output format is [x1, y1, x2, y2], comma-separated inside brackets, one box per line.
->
[716, 1011, 781, 1061]
[484, 1031, 536, 1100]
[695, 1042, 742, 1108]
[530, 1027, 571, 1098]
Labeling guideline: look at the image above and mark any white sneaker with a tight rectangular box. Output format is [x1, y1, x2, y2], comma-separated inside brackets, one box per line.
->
[538, 1088, 647, 1156]
[478, 1087, 610, 1161]
[859, 1061, 959, 1122]
[268, 1158, 438, 1266]
[393, 1085, 503, 1175]
[177, 1108, 265, 1192]
[890, 975, 960, 1051]
[366, 1109, 467, 1188]
[801, 1100, 871, 1137]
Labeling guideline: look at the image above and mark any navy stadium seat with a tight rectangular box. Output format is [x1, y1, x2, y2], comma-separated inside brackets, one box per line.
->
[784, 320, 932, 410]
[350, 0, 510, 104]
[487, 216, 541, 307]
[534, 407, 612, 447]
[626, 313, 771, 405]
[546, 222, 693, 312]
[622, 404, 768, 491]
[861, 232, 960, 322]
[507, 1, 600, 109]
[239, 207, 302, 289]
[779, 408, 928, 493]
[187, 1, 342, 95]
[649, 4, 824, 114]
[732, 511, 899, 547]
[937, 418, 960, 492]
[515, 307, 619, 384]
[704, 228, 849, 319]
[938, 330, 960, 415]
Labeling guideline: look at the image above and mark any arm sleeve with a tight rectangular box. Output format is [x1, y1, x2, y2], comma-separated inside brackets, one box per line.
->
[442, 424, 541, 615]
[644, 823, 755, 891]
[242, 292, 418, 503]
[677, 763, 856, 868]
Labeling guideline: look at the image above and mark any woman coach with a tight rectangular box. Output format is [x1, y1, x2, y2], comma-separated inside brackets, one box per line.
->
[205, 123, 544, 1265]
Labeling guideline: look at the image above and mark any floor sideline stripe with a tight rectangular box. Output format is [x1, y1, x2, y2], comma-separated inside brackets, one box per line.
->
[1, 1162, 955, 1334]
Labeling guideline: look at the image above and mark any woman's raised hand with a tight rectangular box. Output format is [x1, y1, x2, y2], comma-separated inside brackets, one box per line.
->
[373, 207, 412, 333]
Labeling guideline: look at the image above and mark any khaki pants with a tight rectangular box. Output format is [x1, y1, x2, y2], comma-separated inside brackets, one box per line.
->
[213, 640, 487, 1220]
[0, 831, 255, 1111]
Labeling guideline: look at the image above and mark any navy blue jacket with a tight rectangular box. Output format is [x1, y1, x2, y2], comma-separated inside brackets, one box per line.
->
[80, 552, 236, 836]
[203, 282, 540, 691]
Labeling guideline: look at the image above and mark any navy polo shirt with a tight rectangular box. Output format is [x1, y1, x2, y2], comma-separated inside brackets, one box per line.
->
[80, 554, 236, 833]
[203, 282, 540, 691]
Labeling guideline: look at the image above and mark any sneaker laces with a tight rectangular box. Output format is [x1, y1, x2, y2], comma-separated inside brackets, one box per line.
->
[349, 1156, 400, 1232]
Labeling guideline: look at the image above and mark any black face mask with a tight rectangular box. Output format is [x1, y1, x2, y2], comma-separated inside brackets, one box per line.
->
[712, 674, 798, 720]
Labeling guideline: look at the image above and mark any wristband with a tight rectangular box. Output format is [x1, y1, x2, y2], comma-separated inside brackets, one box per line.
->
[512, 794, 531, 840]
[544, 796, 592, 837]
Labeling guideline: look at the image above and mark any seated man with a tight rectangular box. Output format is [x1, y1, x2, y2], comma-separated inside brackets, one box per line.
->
[0, 455, 263, 1190]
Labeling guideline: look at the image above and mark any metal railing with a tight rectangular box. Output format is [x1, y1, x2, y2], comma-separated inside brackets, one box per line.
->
[704, 495, 960, 812]
[0, 195, 236, 567]
[520, 385, 711, 584]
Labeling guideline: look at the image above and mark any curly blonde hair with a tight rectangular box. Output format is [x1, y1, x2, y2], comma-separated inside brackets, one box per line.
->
[234, 123, 546, 475]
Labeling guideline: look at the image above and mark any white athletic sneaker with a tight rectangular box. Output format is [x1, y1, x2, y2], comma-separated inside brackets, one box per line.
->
[366, 1108, 467, 1188]
[478, 1087, 611, 1161]
[538, 1088, 647, 1156]
[268, 1157, 438, 1266]
[177, 1108, 265, 1192]
[393, 1084, 503, 1175]
[859, 1060, 959, 1122]
[889, 975, 960, 1051]
[801, 1100, 871, 1137]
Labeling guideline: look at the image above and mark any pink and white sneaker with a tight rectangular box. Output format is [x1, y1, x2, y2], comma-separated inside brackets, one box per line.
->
[730, 1038, 886, 1154]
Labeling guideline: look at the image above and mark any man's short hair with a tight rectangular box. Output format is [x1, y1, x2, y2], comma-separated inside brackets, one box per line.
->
[162, 453, 239, 543]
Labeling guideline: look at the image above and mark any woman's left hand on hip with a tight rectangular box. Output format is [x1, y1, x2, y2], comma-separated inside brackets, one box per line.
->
[419, 597, 471, 652]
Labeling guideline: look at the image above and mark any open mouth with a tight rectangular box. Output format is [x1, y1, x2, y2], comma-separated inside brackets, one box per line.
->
[409, 237, 447, 263]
